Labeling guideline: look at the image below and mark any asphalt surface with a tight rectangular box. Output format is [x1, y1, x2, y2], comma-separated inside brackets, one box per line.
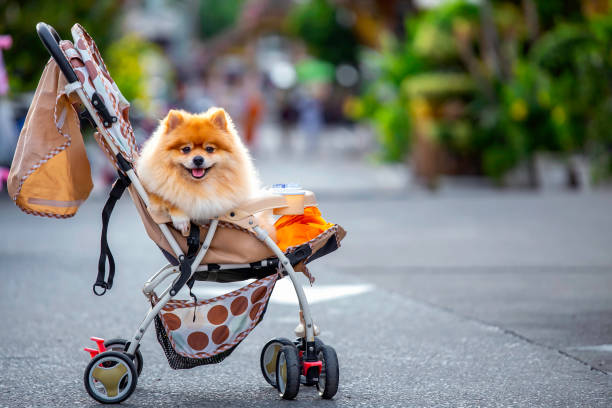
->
[1, 188, 612, 407]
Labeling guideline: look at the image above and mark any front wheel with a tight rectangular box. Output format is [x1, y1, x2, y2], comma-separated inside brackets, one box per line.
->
[276, 345, 300, 400]
[84, 351, 138, 404]
[317, 345, 339, 399]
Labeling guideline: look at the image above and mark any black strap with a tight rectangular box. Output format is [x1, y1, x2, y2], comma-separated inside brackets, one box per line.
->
[169, 222, 200, 297]
[187, 277, 198, 322]
[93, 173, 131, 296]
[185, 222, 200, 259]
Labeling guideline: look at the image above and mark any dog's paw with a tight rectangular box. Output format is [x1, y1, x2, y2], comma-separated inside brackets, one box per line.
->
[171, 214, 190, 236]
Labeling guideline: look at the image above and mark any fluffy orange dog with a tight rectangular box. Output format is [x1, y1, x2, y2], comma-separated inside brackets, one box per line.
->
[137, 108, 266, 235]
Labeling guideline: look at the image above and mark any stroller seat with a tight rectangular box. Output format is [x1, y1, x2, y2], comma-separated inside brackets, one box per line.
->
[130, 185, 343, 276]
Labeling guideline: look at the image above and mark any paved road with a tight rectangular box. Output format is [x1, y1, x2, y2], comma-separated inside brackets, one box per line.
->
[1, 182, 612, 406]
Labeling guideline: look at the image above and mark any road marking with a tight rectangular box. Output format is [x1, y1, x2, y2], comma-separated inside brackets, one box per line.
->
[270, 279, 374, 305]
[567, 344, 612, 352]
[188, 279, 374, 305]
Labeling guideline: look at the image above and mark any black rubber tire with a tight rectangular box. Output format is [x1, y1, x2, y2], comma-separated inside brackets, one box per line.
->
[317, 345, 339, 399]
[260, 337, 294, 387]
[314, 337, 325, 353]
[84, 351, 138, 404]
[276, 345, 300, 400]
[104, 338, 143, 377]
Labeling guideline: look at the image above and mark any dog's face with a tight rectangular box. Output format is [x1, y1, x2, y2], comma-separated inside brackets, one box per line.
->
[159, 109, 237, 182]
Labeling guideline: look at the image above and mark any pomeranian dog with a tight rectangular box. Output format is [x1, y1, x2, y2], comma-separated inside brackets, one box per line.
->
[137, 107, 270, 236]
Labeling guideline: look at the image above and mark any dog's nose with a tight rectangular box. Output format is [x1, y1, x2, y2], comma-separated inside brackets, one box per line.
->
[193, 156, 204, 167]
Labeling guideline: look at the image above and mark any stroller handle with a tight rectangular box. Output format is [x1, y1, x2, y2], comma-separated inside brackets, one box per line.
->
[36, 22, 79, 84]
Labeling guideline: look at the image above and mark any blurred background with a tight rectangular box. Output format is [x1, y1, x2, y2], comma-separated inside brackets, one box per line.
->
[1, 0, 612, 190]
[2, 2, 612, 406]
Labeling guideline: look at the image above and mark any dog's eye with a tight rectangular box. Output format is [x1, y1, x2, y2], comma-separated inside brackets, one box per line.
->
[181, 146, 191, 154]
[205, 146, 215, 153]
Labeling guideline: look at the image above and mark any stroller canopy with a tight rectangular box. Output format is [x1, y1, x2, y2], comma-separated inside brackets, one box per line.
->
[8, 24, 136, 218]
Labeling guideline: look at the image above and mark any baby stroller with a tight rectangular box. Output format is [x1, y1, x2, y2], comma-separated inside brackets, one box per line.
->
[7, 23, 345, 404]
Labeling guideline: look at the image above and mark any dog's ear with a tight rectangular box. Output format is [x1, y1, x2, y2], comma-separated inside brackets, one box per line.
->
[209, 108, 228, 130]
[164, 109, 184, 132]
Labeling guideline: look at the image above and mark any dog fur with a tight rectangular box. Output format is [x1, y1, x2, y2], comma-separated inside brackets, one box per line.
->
[137, 108, 268, 236]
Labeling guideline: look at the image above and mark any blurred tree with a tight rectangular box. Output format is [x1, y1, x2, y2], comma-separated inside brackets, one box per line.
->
[0, 0, 120, 94]
[348, 37, 425, 161]
[531, 0, 584, 29]
[287, 0, 359, 66]
[353, 0, 612, 186]
[105, 35, 165, 114]
[197, 0, 246, 39]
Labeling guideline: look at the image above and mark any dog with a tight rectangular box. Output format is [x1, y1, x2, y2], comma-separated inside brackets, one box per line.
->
[137, 107, 272, 237]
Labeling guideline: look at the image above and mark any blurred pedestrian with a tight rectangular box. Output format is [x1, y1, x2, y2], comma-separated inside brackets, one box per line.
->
[298, 82, 330, 154]
[277, 89, 299, 152]
[242, 73, 264, 148]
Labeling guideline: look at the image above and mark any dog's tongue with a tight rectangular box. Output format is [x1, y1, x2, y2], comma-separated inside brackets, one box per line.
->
[192, 168, 205, 178]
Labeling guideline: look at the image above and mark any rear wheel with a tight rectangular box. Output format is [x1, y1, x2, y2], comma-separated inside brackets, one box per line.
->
[276, 345, 300, 400]
[103, 338, 143, 377]
[317, 345, 339, 399]
[260, 337, 294, 387]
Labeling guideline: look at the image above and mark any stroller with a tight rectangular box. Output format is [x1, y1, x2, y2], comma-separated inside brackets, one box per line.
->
[7, 23, 345, 404]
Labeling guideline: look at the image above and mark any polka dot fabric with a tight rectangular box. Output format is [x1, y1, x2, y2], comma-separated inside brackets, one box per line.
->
[157, 274, 278, 359]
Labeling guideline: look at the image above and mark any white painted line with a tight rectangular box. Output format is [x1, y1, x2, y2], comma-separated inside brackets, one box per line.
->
[567, 344, 612, 353]
[186, 279, 374, 305]
[269, 279, 374, 305]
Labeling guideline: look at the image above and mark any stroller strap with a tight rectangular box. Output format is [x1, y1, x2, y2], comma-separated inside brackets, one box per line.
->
[175, 222, 200, 300]
[93, 172, 131, 296]
[93, 172, 201, 297]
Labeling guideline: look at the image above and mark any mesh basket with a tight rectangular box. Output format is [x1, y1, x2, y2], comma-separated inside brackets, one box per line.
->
[153, 274, 278, 369]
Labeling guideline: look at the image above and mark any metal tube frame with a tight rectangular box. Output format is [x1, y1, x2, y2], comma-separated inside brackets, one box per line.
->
[125, 220, 218, 355]
[253, 226, 316, 343]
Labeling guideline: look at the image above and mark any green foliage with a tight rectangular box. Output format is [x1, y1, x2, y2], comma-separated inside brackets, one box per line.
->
[295, 58, 334, 84]
[198, 0, 246, 39]
[351, 1, 479, 163]
[0, 0, 120, 94]
[353, 0, 612, 182]
[410, 1, 479, 62]
[287, 0, 359, 65]
[531, 0, 583, 29]
[372, 100, 412, 162]
[533, 22, 612, 148]
[403, 72, 474, 99]
[105, 35, 162, 111]
[350, 40, 420, 161]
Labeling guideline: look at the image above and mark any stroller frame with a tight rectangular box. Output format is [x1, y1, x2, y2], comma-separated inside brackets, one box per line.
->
[35, 23, 337, 403]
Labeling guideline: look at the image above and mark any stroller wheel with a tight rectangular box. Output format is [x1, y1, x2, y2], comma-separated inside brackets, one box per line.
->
[84, 351, 137, 404]
[303, 337, 325, 386]
[316, 345, 339, 399]
[276, 345, 300, 400]
[260, 337, 294, 387]
[297, 336, 324, 352]
[314, 337, 324, 350]
[103, 338, 143, 376]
